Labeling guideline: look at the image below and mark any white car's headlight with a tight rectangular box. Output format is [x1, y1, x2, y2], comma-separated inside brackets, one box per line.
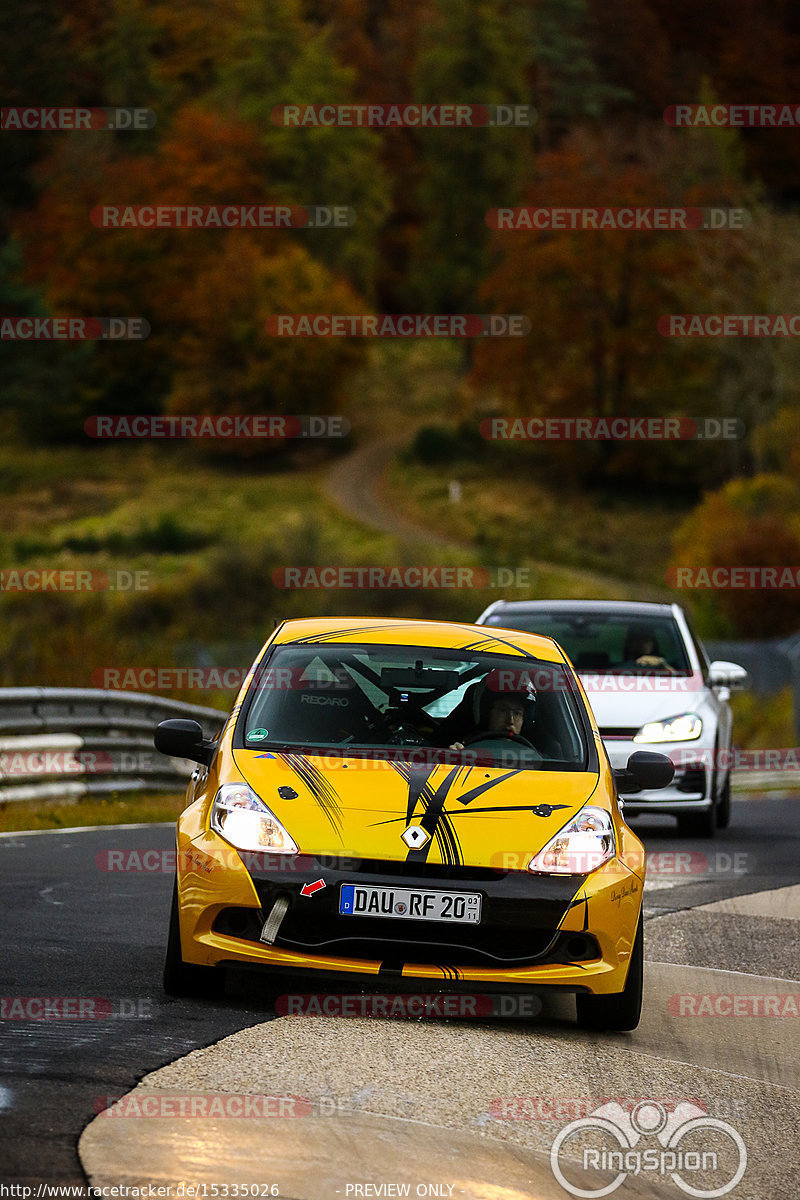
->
[210, 783, 298, 854]
[634, 712, 702, 743]
[527, 806, 616, 875]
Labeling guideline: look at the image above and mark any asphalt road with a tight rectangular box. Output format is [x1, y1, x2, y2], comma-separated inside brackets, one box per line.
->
[1, 797, 798, 1190]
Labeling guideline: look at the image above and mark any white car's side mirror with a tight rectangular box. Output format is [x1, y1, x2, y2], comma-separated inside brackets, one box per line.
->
[708, 660, 748, 690]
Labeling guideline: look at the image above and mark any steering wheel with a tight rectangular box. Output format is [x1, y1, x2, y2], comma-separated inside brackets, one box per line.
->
[368, 711, 433, 746]
[462, 731, 538, 750]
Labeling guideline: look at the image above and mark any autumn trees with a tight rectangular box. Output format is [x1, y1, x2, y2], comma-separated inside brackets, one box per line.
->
[3, 0, 800, 633]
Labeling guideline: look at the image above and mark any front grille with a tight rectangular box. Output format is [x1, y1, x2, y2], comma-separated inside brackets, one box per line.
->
[213, 907, 600, 968]
[212, 854, 587, 969]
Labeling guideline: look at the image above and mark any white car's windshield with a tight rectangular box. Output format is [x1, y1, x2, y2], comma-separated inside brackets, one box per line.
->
[484, 612, 691, 675]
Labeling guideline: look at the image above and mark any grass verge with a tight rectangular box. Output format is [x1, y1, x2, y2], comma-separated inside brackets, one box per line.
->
[0, 791, 188, 833]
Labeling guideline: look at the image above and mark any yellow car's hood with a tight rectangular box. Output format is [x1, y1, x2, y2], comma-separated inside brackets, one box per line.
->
[232, 749, 601, 869]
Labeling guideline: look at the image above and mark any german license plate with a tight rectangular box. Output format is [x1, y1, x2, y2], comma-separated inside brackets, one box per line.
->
[339, 884, 481, 923]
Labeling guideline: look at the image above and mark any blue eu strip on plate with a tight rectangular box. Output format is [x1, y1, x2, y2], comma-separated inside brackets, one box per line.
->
[339, 884, 355, 914]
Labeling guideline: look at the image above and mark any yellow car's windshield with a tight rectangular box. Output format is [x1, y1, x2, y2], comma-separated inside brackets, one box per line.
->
[240, 643, 589, 771]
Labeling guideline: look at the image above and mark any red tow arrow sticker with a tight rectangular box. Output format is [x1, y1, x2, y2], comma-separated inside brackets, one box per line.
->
[300, 879, 326, 897]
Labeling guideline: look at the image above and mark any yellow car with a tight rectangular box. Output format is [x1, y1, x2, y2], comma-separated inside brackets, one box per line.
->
[154, 617, 673, 1030]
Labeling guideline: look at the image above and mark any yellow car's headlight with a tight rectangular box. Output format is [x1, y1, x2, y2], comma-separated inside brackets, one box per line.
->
[210, 783, 298, 854]
[634, 712, 702, 743]
[527, 806, 616, 875]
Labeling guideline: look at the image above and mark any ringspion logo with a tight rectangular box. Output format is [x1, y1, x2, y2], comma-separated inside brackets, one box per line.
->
[550, 1100, 746, 1197]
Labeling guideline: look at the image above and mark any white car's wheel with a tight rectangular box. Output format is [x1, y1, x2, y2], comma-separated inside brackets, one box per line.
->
[678, 805, 716, 838]
[716, 773, 731, 829]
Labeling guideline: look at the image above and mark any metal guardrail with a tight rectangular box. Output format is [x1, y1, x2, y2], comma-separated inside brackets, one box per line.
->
[0, 688, 227, 804]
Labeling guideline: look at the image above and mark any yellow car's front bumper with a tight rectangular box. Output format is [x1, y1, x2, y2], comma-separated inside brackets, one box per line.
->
[173, 808, 644, 998]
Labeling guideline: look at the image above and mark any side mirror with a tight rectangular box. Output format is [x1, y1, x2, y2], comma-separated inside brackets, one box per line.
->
[708, 660, 748, 690]
[154, 718, 216, 765]
[614, 750, 675, 794]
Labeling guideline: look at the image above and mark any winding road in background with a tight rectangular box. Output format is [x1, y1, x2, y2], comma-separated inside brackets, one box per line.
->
[324, 431, 665, 598]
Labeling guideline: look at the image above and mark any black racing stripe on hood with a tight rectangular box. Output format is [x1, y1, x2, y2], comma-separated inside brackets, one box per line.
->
[389, 762, 463, 866]
[433, 811, 463, 868]
[456, 633, 531, 654]
[280, 752, 343, 840]
[287, 624, 417, 645]
[387, 759, 434, 826]
[414, 772, 463, 867]
[454, 769, 522, 807]
[411, 768, 462, 865]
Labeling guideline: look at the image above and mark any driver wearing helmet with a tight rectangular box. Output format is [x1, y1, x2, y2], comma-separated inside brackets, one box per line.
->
[449, 692, 528, 750]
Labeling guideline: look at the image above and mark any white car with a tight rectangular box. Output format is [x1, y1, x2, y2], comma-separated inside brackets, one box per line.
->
[475, 600, 747, 837]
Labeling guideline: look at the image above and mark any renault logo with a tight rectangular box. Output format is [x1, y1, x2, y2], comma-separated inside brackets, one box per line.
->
[401, 824, 430, 849]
